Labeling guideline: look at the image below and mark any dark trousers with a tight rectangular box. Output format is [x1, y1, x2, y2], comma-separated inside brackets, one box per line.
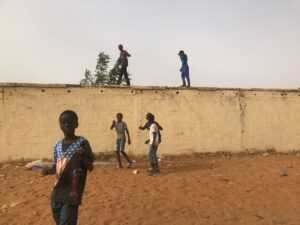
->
[118, 66, 130, 86]
[181, 73, 190, 87]
[181, 65, 190, 87]
[148, 145, 159, 170]
[52, 202, 79, 225]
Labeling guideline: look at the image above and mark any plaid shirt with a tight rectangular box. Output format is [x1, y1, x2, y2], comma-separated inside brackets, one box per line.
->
[51, 137, 94, 205]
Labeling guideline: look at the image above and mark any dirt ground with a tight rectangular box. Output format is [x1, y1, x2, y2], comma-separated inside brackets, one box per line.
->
[1, 154, 300, 225]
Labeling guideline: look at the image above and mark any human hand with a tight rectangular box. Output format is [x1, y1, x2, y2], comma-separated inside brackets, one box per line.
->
[87, 164, 94, 172]
[145, 139, 150, 144]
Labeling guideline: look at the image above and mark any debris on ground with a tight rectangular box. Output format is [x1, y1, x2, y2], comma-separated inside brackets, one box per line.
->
[280, 168, 288, 177]
[262, 152, 269, 157]
[132, 169, 139, 174]
[1, 204, 8, 211]
[9, 201, 24, 208]
[0, 164, 10, 170]
[24, 160, 51, 171]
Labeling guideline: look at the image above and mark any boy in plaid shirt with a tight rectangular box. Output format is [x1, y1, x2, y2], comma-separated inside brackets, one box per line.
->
[42, 110, 94, 225]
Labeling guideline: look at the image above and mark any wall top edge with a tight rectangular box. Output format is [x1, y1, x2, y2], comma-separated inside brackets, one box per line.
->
[0, 82, 299, 93]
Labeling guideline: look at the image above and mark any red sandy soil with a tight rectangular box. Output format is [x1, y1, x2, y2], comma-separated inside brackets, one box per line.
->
[0, 155, 300, 225]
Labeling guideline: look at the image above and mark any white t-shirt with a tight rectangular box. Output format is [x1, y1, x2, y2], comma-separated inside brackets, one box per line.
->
[149, 123, 159, 146]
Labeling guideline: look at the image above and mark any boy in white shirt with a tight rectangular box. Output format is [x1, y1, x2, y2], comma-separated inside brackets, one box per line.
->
[139, 113, 161, 176]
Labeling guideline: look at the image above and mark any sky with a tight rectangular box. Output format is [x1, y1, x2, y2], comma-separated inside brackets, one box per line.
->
[0, 0, 300, 88]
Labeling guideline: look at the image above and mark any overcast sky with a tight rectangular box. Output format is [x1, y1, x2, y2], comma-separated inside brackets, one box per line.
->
[0, 0, 300, 88]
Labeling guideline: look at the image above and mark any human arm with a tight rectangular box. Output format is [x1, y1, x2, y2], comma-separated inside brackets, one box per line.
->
[125, 51, 131, 57]
[155, 122, 163, 131]
[155, 123, 162, 143]
[81, 140, 95, 172]
[125, 127, 131, 145]
[139, 125, 146, 130]
[110, 120, 116, 130]
[139, 121, 151, 130]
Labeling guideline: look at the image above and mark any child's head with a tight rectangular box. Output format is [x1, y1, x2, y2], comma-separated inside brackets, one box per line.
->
[59, 110, 78, 137]
[116, 113, 123, 122]
[146, 112, 155, 122]
[178, 50, 184, 56]
[118, 44, 123, 51]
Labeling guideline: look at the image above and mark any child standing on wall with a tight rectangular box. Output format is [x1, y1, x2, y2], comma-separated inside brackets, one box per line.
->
[139, 113, 162, 176]
[42, 110, 94, 225]
[178, 50, 190, 87]
[114, 44, 131, 86]
[110, 113, 133, 168]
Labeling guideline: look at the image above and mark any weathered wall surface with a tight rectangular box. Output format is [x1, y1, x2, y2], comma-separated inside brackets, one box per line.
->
[1, 84, 300, 161]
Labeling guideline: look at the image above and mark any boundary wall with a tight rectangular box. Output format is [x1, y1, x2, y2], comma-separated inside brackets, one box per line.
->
[1, 83, 300, 161]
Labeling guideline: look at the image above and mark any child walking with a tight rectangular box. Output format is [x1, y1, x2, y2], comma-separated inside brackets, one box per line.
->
[178, 50, 190, 87]
[114, 44, 131, 86]
[139, 113, 162, 176]
[42, 110, 94, 225]
[110, 113, 133, 168]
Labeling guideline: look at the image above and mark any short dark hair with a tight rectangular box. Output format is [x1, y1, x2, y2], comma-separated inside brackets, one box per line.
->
[178, 50, 184, 55]
[146, 112, 155, 121]
[116, 112, 123, 117]
[118, 44, 123, 49]
[59, 110, 78, 122]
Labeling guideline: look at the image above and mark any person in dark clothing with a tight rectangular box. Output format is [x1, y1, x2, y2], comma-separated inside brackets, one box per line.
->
[115, 44, 131, 86]
[178, 50, 190, 87]
[42, 110, 94, 225]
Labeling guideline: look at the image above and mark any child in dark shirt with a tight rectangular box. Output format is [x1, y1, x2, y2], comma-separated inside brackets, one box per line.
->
[42, 110, 94, 225]
[114, 44, 131, 86]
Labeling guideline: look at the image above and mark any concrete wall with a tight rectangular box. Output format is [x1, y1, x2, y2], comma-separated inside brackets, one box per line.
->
[1, 83, 300, 161]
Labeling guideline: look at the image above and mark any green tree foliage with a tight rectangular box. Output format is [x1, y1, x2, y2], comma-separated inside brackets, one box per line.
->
[107, 67, 120, 85]
[80, 69, 94, 85]
[80, 51, 131, 85]
[95, 52, 110, 84]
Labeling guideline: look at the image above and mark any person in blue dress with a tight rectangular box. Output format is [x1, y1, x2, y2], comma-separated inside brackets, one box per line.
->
[178, 50, 190, 87]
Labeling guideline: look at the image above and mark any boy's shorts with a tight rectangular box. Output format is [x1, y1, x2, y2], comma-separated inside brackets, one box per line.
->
[116, 138, 126, 152]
